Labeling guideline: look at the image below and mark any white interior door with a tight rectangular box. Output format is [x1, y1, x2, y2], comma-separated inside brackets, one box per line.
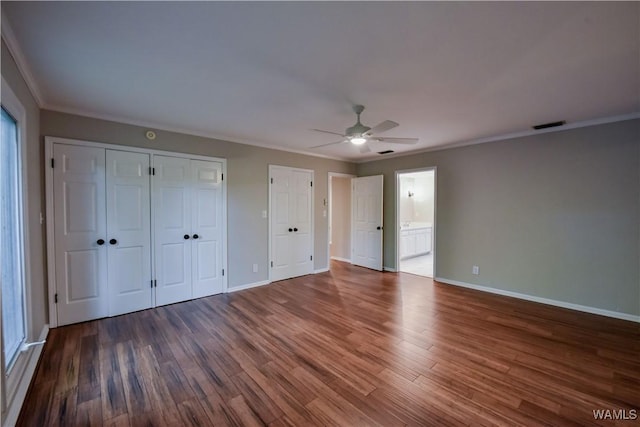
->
[191, 160, 224, 298]
[270, 166, 313, 282]
[154, 155, 192, 306]
[352, 175, 384, 271]
[291, 170, 313, 278]
[106, 150, 152, 316]
[53, 144, 108, 325]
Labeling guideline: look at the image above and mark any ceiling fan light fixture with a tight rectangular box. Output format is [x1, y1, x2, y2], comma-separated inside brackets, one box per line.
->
[350, 136, 367, 145]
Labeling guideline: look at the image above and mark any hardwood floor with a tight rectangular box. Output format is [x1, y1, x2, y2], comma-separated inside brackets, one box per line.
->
[19, 261, 639, 426]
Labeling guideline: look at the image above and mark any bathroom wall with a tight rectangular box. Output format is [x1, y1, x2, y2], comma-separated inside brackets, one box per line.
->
[400, 172, 435, 224]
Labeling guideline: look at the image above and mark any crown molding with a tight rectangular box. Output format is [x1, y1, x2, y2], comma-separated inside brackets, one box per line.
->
[357, 111, 640, 164]
[1, 10, 44, 107]
[43, 103, 353, 163]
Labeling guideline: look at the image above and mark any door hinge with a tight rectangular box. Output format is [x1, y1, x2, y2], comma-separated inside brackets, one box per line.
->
[51, 158, 55, 168]
[221, 173, 224, 181]
[310, 181, 313, 187]
[54, 293, 58, 303]
[270, 261, 273, 267]
[270, 177, 273, 184]
[222, 269, 225, 276]
[310, 255, 313, 261]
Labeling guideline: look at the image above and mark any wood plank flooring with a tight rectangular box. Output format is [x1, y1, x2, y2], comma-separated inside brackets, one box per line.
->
[18, 261, 639, 426]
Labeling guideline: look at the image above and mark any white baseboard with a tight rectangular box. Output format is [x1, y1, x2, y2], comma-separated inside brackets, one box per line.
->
[3, 324, 49, 427]
[226, 280, 270, 293]
[383, 266, 397, 272]
[314, 267, 330, 274]
[435, 277, 640, 323]
[330, 256, 351, 263]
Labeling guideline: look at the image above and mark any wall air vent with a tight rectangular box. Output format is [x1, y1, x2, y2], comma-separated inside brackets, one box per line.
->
[377, 150, 394, 155]
[532, 120, 566, 130]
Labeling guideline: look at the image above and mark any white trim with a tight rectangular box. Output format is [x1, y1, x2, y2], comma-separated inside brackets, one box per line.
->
[395, 167, 437, 277]
[435, 277, 640, 323]
[44, 104, 350, 162]
[314, 268, 330, 274]
[383, 266, 397, 272]
[1, 75, 34, 417]
[44, 136, 228, 325]
[226, 280, 271, 293]
[330, 256, 351, 263]
[357, 112, 640, 164]
[0, 12, 44, 106]
[2, 325, 49, 427]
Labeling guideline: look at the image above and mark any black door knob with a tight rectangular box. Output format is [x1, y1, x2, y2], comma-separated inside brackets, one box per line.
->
[288, 228, 293, 232]
[192, 234, 199, 239]
[109, 239, 117, 245]
[97, 239, 105, 245]
[377, 226, 382, 230]
[294, 228, 298, 232]
[184, 234, 190, 239]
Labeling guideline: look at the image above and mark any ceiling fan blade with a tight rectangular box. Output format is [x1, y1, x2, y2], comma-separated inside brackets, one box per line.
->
[359, 145, 371, 154]
[373, 137, 419, 145]
[310, 129, 345, 137]
[310, 139, 346, 149]
[367, 120, 398, 135]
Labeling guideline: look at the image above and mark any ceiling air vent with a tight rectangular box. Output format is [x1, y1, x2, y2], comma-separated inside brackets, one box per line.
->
[377, 150, 394, 155]
[532, 120, 566, 130]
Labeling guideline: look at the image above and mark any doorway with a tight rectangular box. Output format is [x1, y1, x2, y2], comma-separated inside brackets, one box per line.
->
[328, 173, 354, 266]
[396, 168, 436, 277]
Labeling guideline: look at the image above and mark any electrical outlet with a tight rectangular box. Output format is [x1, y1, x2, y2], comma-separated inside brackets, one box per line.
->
[472, 265, 479, 275]
[261, 210, 267, 219]
[252, 264, 258, 273]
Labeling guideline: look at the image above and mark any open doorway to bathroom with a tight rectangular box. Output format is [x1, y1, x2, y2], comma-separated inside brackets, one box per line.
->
[396, 168, 436, 277]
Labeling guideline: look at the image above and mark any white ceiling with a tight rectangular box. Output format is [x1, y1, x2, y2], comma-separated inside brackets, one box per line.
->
[3, 2, 639, 161]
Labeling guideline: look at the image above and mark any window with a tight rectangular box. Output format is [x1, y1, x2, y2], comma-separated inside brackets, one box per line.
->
[1, 106, 26, 372]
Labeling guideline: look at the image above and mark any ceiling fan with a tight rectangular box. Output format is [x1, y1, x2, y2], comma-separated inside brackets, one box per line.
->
[310, 105, 418, 153]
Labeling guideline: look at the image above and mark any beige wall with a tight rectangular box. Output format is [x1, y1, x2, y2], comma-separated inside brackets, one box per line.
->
[330, 176, 351, 260]
[358, 119, 640, 316]
[1, 40, 46, 339]
[41, 110, 356, 291]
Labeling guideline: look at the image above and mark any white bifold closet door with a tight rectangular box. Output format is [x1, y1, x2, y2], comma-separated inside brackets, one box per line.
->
[270, 166, 313, 282]
[106, 150, 152, 316]
[53, 145, 152, 325]
[154, 156, 223, 306]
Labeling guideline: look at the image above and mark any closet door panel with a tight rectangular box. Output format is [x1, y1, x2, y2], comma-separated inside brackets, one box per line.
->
[154, 156, 192, 306]
[53, 144, 108, 325]
[106, 150, 152, 316]
[291, 170, 313, 277]
[191, 160, 224, 298]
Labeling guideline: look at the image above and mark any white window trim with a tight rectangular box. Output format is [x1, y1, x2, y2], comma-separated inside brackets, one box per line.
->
[1, 75, 38, 424]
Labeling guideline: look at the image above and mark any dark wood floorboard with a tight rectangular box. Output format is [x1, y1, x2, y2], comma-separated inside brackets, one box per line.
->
[19, 261, 639, 426]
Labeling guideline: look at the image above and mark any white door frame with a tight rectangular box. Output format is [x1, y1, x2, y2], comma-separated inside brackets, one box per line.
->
[268, 165, 314, 283]
[327, 172, 355, 267]
[395, 167, 437, 276]
[44, 136, 228, 328]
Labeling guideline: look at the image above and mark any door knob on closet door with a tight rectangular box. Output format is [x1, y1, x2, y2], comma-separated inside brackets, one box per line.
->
[377, 226, 382, 230]
[109, 239, 118, 245]
[96, 239, 105, 245]
[184, 234, 190, 239]
[192, 234, 199, 239]
[294, 228, 298, 232]
[288, 228, 293, 232]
